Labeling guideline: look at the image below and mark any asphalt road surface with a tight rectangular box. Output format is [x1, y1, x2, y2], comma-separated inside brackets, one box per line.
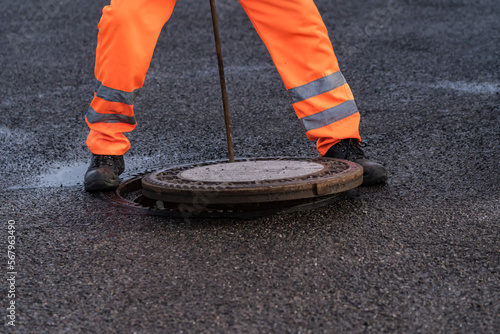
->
[1, 0, 499, 333]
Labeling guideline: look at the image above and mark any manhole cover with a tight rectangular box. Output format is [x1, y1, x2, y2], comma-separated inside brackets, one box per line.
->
[179, 160, 325, 182]
[141, 157, 362, 206]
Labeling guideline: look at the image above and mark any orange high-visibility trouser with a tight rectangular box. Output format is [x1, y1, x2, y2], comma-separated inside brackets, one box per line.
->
[86, 0, 361, 156]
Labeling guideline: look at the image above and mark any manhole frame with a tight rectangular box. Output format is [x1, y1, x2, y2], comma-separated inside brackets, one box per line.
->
[102, 157, 362, 219]
[142, 157, 362, 205]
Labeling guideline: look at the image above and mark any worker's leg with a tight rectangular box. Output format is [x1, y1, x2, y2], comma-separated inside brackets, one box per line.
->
[85, 0, 177, 155]
[238, 0, 360, 156]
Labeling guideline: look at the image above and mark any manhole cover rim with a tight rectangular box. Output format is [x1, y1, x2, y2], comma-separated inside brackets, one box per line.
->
[141, 157, 362, 204]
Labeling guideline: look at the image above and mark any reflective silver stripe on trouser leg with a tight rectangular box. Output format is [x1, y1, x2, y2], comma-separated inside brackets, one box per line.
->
[299, 100, 358, 132]
[86, 108, 137, 125]
[86, 81, 140, 124]
[287, 71, 359, 131]
[288, 71, 347, 103]
[94, 80, 142, 105]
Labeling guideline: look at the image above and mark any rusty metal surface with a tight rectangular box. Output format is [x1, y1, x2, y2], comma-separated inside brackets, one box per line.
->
[141, 157, 362, 205]
[102, 169, 350, 218]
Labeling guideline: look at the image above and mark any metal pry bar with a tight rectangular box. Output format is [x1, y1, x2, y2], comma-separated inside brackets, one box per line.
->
[209, 0, 235, 162]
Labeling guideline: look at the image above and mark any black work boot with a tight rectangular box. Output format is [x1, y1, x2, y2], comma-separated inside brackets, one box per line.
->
[324, 139, 388, 185]
[84, 154, 125, 192]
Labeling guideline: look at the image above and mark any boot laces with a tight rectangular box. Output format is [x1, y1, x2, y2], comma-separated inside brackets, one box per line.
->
[342, 139, 367, 160]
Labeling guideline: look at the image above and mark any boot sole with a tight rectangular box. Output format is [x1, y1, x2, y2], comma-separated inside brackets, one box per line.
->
[84, 179, 120, 192]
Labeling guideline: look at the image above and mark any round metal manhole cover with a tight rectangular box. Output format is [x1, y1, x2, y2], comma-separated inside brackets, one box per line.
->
[179, 160, 325, 182]
[141, 157, 362, 206]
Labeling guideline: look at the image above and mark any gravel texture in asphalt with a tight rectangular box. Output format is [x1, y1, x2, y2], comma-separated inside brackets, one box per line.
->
[0, 0, 499, 332]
